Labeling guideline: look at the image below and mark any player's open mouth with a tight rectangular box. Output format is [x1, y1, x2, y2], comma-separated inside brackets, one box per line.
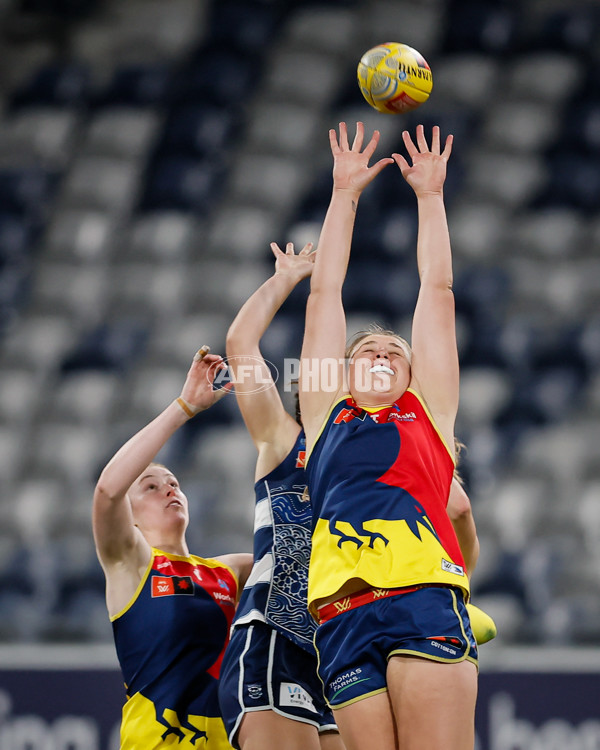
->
[369, 364, 394, 376]
[167, 500, 183, 508]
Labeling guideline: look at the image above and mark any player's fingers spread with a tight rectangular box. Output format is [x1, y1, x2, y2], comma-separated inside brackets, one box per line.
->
[329, 128, 340, 153]
[370, 157, 394, 177]
[416, 124, 428, 152]
[363, 129, 381, 159]
[401, 130, 418, 159]
[338, 121, 350, 150]
[431, 125, 441, 155]
[351, 121, 365, 151]
[270, 241, 283, 257]
[286, 242, 294, 255]
[442, 133, 454, 159]
[392, 153, 410, 172]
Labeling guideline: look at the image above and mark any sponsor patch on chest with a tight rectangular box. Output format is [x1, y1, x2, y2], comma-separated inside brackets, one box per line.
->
[151, 575, 195, 597]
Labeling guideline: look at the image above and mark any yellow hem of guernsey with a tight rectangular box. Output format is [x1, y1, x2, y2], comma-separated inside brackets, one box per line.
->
[109, 548, 238, 622]
[305, 389, 455, 466]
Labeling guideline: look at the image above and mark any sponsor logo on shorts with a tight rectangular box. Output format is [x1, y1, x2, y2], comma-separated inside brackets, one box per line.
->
[280, 683, 318, 713]
[329, 669, 371, 699]
[429, 639, 459, 656]
[442, 558, 465, 576]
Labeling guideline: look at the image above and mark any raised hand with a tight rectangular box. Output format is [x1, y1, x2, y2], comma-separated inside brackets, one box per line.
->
[269, 241, 315, 284]
[178, 347, 232, 416]
[392, 124, 453, 198]
[330, 121, 394, 193]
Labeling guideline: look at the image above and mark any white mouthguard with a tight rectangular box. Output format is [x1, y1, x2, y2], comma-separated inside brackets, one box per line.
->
[369, 364, 394, 376]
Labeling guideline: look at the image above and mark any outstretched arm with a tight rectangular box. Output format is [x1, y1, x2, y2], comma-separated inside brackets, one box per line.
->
[93, 349, 230, 568]
[393, 125, 458, 449]
[300, 122, 393, 448]
[226, 242, 314, 479]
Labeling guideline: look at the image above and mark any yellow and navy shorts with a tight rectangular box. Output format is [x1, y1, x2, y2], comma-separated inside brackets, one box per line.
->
[218, 621, 338, 749]
[315, 585, 478, 709]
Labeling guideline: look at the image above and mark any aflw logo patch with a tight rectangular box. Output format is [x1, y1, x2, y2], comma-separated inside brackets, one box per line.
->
[151, 575, 195, 597]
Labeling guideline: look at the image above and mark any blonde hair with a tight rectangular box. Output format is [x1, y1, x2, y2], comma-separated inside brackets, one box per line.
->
[453, 439, 466, 484]
[345, 324, 412, 364]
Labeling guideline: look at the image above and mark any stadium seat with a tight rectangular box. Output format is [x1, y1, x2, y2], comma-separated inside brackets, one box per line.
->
[173, 45, 259, 108]
[0, 367, 41, 426]
[82, 107, 161, 159]
[107, 261, 188, 318]
[245, 100, 320, 155]
[1, 313, 78, 370]
[122, 211, 199, 262]
[146, 313, 230, 366]
[505, 53, 583, 104]
[465, 149, 548, 208]
[526, 5, 600, 55]
[10, 61, 92, 109]
[94, 63, 173, 108]
[0, 107, 81, 169]
[432, 53, 499, 110]
[509, 208, 585, 259]
[359, 0, 445, 58]
[440, 0, 519, 55]
[44, 208, 117, 261]
[208, 204, 284, 260]
[46, 370, 120, 426]
[60, 318, 149, 374]
[459, 367, 512, 426]
[140, 155, 226, 214]
[481, 100, 560, 152]
[263, 48, 345, 107]
[0, 166, 59, 217]
[285, 5, 358, 54]
[556, 100, 600, 156]
[59, 155, 142, 215]
[206, 0, 282, 54]
[534, 152, 600, 213]
[29, 423, 109, 482]
[157, 103, 236, 159]
[30, 262, 110, 320]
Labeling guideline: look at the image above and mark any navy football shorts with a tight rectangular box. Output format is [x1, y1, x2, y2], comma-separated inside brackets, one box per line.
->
[218, 621, 337, 749]
[315, 585, 478, 708]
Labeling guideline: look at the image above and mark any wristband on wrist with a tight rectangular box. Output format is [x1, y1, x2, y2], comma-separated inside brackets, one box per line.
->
[175, 397, 197, 419]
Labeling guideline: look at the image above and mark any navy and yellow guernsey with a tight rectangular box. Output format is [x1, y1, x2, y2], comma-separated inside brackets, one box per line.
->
[305, 389, 469, 616]
[111, 548, 238, 749]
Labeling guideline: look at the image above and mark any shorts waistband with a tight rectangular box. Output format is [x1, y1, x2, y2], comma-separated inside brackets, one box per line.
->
[317, 584, 431, 624]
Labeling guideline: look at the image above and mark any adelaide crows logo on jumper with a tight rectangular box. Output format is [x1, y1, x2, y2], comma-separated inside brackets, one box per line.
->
[151, 575, 195, 597]
[328, 496, 441, 551]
